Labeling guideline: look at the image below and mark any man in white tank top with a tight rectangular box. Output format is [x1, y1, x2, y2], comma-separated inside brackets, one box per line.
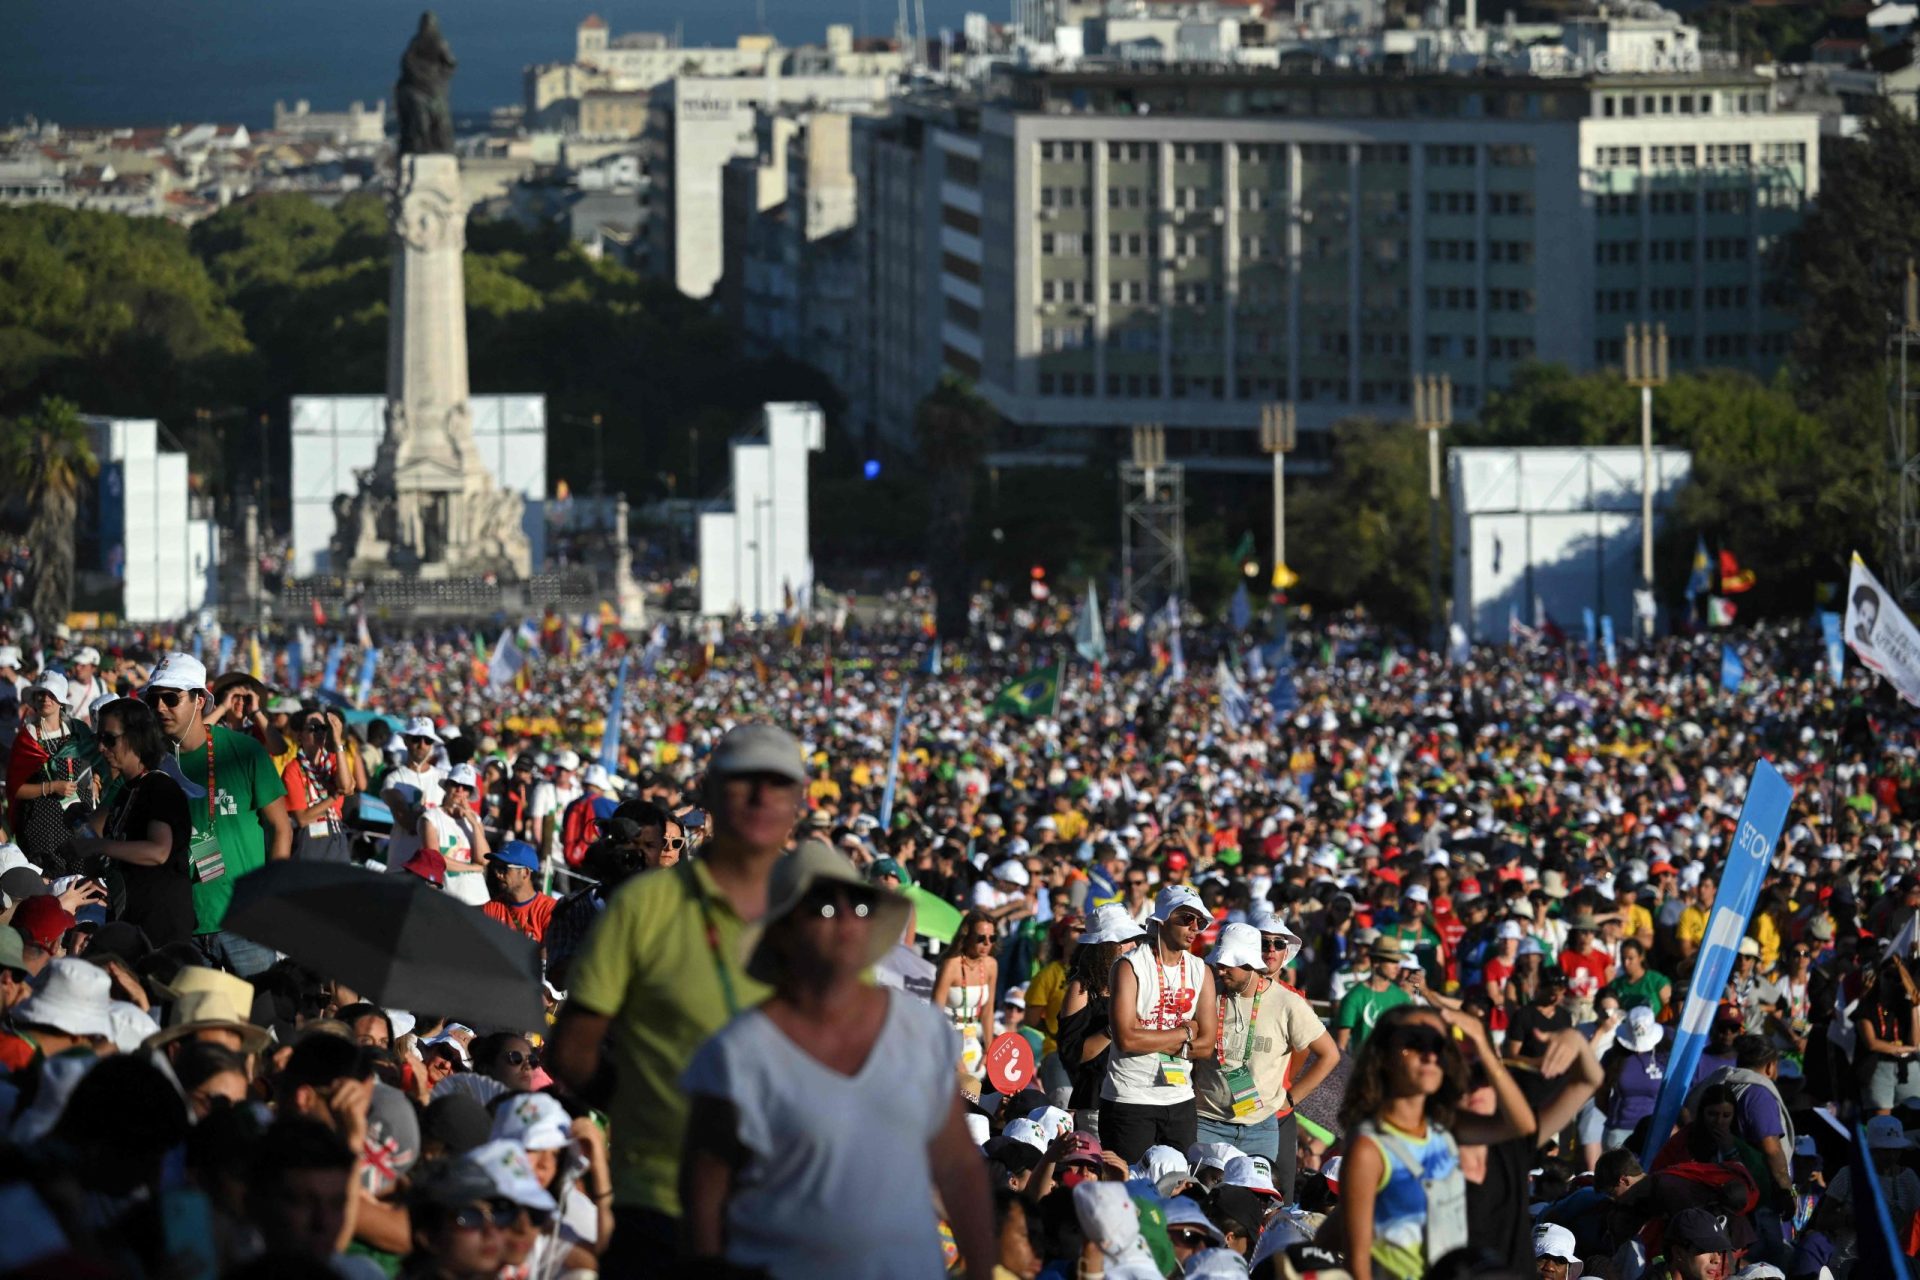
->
[1100, 883, 1219, 1163]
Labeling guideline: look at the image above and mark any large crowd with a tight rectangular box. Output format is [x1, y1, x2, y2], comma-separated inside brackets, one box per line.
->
[0, 611, 1911, 1280]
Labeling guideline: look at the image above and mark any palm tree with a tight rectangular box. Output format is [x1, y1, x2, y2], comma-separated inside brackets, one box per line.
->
[0, 397, 99, 629]
[913, 376, 998, 639]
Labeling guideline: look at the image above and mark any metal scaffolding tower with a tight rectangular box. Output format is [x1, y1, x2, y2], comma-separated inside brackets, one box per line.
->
[1890, 261, 1920, 609]
[1121, 425, 1187, 616]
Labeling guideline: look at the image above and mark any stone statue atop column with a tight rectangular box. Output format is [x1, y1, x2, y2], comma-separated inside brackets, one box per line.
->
[333, 12, 532, 582]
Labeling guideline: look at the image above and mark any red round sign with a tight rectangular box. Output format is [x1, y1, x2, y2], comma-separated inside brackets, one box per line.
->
[985, 1031, 1034, 1095]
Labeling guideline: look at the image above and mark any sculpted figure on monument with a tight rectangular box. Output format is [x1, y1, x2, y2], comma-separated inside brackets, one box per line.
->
[396, 12, 456, 156]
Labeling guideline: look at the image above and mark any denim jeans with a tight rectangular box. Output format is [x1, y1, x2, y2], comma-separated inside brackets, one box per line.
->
[1196, 1110, 1298, 1199]
[194, 929, 278, 978]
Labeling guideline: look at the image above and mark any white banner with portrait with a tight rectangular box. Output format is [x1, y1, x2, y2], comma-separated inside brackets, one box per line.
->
[1846, 553, 1920, 707]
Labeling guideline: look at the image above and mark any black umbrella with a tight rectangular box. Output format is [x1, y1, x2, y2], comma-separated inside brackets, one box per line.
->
[224, 861, 544, 1031]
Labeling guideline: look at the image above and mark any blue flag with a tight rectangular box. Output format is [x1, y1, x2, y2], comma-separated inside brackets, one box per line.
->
[1600, 615, 1618, 670]
[192, 631, 205, 662]
[1582, 607, 1597, 655]
[879, 684, 909, 830]
[600, 655, 629, 774]
[1218, 658, 1251, 729]
[1850, 1119, 1911, 1279]
[284, 643, 302, 690]
[1686, 535, 1713, 600]
[354, 648, 379, 708]
[217, 634, 236, 672]
[1720, 643, 1744, 693]
[926, 638, 942, 676]
[1228, 583, 1251, 633]
[1642, 761, 1794, 1163]
[322, 640, 345, 692]
[1820, 610, 1844, 682]
[640, 624, 667, 677]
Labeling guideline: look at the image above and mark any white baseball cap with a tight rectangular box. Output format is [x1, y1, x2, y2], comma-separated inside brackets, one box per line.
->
[553, 749, 582, 772]
[1497, 920, 1524, 941]
[1002, 1117, 1047, 1152]
[1404, 884, 1431, 904]
[1207, 922, 1265, 970]
[464, 1139, 558, 1211]
[402, 716, 441, 743]
[444, 763, 479, 790]
[582, 764, 614, 791]
[71, 646, 101, 666]
[490, 1090, 572, 1153]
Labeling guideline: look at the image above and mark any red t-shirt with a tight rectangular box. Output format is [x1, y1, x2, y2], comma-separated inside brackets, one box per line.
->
[483, 895, 556, 943]
[1559, 948, 1613, 1001]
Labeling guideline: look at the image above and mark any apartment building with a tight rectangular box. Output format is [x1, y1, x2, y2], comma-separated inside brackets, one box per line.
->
[868, 67, 1817, 465]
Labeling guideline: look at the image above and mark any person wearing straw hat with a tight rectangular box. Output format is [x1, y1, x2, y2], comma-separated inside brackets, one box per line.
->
[1335, 936, 1415, 1053]
[144, 966, 271, 1059]
[679, 839, 996, 1279]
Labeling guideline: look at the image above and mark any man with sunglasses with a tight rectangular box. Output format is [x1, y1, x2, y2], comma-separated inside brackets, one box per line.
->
[482, 840, 554, 942]
[380, 716, 446, 877]
[1195, 922, 1337, 1201]
[550, 723, 803, 1272]
[1101, 883, 1219, 1164]
[144, 653, 290, 978]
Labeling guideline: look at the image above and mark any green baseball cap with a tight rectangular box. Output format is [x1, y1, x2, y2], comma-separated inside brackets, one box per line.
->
[0, 925, 25, 974]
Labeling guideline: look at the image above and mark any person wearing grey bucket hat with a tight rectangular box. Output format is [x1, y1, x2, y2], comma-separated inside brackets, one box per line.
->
[547, 722, 805, 1272]
[679, 838, 996, 1278]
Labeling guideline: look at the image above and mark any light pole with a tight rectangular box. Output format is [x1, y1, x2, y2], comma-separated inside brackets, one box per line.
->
[1259, 402, 1296, 587]
[1624, 321, 1669, 640]
[754, 496, 773, 619]
[1131, 423, 1165, 499]
[1413, 373, 1453, 653]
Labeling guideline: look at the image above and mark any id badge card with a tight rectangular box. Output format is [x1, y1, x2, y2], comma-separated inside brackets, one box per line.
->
[189, 828, 227, 884]
[1156, 1052, 1190, 1088]
[307, 821, 331, 838]
[1223, 1063, 1263, 1118]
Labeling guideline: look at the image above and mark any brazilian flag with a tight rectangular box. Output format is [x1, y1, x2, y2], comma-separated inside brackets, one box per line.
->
[989, 662, 1061, 720]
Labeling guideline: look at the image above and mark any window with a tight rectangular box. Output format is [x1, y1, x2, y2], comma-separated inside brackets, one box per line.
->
[941, 252, 980, 283]
[943, 205, 982, 236]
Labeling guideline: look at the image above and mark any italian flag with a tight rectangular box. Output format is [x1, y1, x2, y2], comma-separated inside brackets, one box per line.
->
[1706, 596, 1737, 627]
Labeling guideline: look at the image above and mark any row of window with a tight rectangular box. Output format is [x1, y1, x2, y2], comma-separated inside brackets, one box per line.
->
[1426, 287, 1537, 312]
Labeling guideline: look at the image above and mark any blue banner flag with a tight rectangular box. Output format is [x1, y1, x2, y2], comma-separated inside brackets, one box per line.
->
[322, 640, 345, 692]
[1686, 535, 1713, 600]
[1642, 760, 1794, 1163]
[354, 647, 380, 708]
[192, 631, 205, 662]
[1720, 643, 1744, 693]
[1228, 583, 1251, 632]
[1851, 1119, 1911, 1278]
[1820, 610, 1844, 682]
[1582, 607, 1597, 655]
[600, 655, 629, 774]
[217, 634, 236, 672]
[1600, 615, 1618, 669]
[284, 643, 302, 690]
[878, 684, 910, 830]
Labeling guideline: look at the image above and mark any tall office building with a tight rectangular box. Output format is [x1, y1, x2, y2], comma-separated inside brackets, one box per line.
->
[860, 67, 1818, 466]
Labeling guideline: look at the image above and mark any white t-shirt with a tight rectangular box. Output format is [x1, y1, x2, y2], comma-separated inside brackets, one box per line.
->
[531, 780, 581, 860]
[1102, 943, 1205, 1106]
[382, 764, 444, 869]
[61, 674, 106, 722]
[681, 989, 959, 1279]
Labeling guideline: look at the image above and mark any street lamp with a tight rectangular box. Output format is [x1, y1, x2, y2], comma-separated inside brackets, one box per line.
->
[1624, 321, 1669, 641]
[1258, 403, 1297, 588]
[1131, 423, 1166, 498]
[1413, 373, 1453, 653]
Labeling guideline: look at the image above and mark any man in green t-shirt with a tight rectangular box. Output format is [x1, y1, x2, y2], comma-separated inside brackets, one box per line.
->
[548, 722, 804, 1276]
[144, 653, 291, 977]
[1335, 936, 1415, 1051]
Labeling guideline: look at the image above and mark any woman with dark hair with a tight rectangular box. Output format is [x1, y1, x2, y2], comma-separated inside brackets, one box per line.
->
[1054, 904, 1146, 1115]
[931, 908, 1000, 1077]
[72, 697, 193, 946]
[283, 707, 355, 863]
[1331, 1004, 1534, 1280]
[5, 670, 103, 873]
[173, 1041, 251, 1118]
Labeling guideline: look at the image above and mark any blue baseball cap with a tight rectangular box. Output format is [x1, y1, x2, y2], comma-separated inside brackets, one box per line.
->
[491, 840, 540, 871]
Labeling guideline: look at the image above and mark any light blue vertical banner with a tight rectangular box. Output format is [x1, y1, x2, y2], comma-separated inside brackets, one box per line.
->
[1641, 760, 1794, 1163]
[1820, 611, 1844, 682]
[1720, 643, 1744, 693]
[600, 654, 629, 774]
[354, 648, 379, 708]
[878, 683, 910, 831]
[1600, 615, 1618, 669]
[322, 640, 345, 692]
[1581, 607, 1597, 657]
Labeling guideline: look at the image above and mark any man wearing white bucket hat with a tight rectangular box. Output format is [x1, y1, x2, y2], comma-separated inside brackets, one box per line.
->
[1099, 883, 1219, 1164]
[1195, 921, 1337, 1201]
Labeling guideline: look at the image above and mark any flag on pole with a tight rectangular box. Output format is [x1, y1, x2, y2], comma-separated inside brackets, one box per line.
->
[1718, 548, 1756, 594]
[1601, 614, 1618, 670]
[311, 599, 327, 627]
[989, 663, 1062, 720]
[1720, 643, 1744, 693]
[1271, 562, 1298, 590]
[1820, 610, 1844, 682]
[879, 684, 909, 829]
[354, 647, 380, 707]
[1168, 625, 1186, 683]
[1706, 596, 1737, 627]
[1845, 552, 1920, 706]
[1447, 623, 1470, 667]
[1217, 658, 1251, 728]
[322, 640, 345, 693]
[1228, 583, 1252, 633]
[600, 655, 629, 774]
[217, 634, 236, 673]
[487, 628, 526, 694]
[1074, 584, 1108, 667]
[926, 638, 942, 676]
[1268, 662, 1300, 715]
[192, 631, 205, 662]
[1686, 536, 1713, 600]
[1581, 607, 1597, 656]
[640, 624, 667, 677]
[284, 643, 302, 690]
[1849, 1118, 1912, 1279]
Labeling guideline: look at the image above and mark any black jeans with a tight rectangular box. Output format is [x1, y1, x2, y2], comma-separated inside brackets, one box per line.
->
[1098, 1097, 1197, 1165]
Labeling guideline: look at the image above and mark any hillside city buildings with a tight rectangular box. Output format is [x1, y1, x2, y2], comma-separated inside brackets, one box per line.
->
[0, 3, 1904, 469]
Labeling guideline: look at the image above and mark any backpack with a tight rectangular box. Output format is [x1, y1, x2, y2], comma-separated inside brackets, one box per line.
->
[560, 794, 612, 867]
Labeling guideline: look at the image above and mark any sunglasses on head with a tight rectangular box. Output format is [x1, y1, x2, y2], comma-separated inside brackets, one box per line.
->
[1387, 1024, 1449, 1058]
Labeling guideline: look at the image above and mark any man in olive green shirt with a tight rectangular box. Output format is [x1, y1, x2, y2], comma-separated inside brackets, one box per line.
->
[549, 724, 805, 1271]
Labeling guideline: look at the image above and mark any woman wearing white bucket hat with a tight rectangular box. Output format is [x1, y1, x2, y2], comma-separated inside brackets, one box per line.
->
[1055, 904, 1147, 1119]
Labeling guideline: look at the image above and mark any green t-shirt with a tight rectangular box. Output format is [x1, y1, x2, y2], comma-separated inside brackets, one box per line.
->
[1335, 979, 1413, 1047]
[177, 725, 287, 935]
[569, 859, 772, 1216]
[1603, 968, 1671, 1013]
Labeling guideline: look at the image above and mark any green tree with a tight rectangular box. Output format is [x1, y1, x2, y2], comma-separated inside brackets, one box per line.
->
[0, 397, 100, 627]
[1289, 418, 1444, 632]
[915, 376, 999, 638]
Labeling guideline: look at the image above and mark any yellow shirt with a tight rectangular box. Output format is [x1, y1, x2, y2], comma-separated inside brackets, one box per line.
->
[1678, 905, 1710, 951]
[1026, 960, 1069, 1056]
[1625, 903, 1653, 942]
[568, 861, 772, 1215]
[1751, 912, 1782, 972]
[1053, 810, 1087, 842]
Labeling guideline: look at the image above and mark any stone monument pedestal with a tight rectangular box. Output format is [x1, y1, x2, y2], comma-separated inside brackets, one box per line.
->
[334, 152, 533, 580]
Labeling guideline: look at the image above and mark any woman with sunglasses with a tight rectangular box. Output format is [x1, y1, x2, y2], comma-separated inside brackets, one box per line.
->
[1332, 1004, 1534, 1280]
[931, 909, 1000, 1079]
[283, 708, 356, 863]
[4, 670, 103, 875]
[68, 696, 194, 946]
[681, 841, 996, 1279]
